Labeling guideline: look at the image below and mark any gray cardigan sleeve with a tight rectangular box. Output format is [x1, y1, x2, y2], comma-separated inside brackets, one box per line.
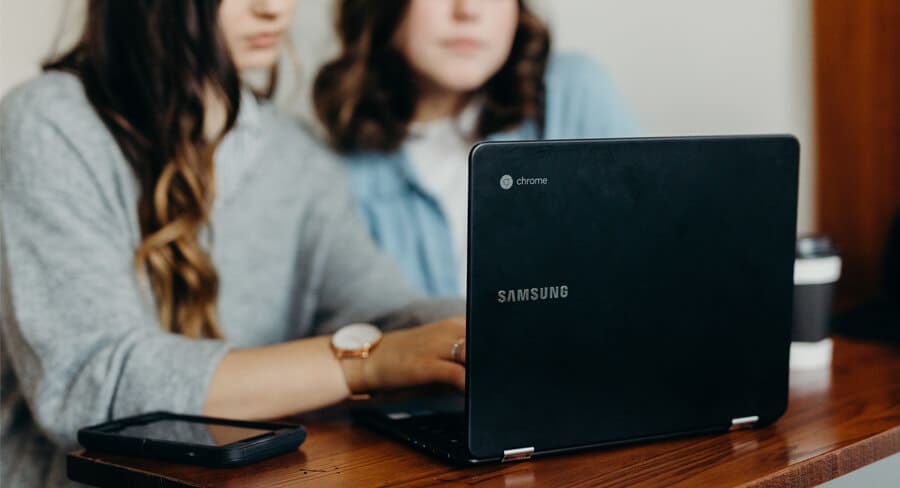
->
[300, 146, 465, 335]
[0, 92, 231, 448]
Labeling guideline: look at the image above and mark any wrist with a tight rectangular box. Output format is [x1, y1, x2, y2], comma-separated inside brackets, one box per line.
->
[330, 323, 383, 399]
[339, 357, 368, 395]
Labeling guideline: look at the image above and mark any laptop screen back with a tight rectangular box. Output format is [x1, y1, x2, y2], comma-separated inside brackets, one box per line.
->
[466, 136, 799, 458]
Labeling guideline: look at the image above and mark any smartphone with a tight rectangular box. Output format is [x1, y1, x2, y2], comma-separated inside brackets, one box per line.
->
[77, 411, 306, 467]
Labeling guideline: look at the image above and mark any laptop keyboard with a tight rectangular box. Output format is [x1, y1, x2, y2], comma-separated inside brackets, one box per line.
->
[402, 413, 466, 444]
[390, 413, 467, 459]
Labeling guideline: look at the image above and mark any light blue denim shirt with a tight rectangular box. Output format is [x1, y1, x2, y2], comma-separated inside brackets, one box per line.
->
[342, 52, 641, 297]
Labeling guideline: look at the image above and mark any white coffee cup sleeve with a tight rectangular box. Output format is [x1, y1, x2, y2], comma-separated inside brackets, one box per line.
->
[794, 256, 841, 285]
[790, 338, 833, 370]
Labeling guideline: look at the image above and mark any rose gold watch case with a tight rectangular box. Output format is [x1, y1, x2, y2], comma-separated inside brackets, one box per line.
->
[330, 333, 383, 359]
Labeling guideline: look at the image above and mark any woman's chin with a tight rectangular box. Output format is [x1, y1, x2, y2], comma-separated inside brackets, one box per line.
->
[233, 50, 280, 72]
[431, 72, 496, 94]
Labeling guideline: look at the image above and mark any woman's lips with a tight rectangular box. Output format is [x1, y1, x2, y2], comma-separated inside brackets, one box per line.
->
[442, 38, 484, 54]
[247, 31, 282, 49]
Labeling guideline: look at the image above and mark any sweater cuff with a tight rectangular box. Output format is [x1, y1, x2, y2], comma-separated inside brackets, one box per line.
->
[111, 331, 232, 419]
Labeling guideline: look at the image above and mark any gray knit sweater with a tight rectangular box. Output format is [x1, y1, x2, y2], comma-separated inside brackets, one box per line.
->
[0, 72, 461, 487]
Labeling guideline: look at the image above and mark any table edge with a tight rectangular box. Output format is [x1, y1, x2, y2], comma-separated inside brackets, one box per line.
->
[67, 451, 201, 488]
[739, 424, 900, 488]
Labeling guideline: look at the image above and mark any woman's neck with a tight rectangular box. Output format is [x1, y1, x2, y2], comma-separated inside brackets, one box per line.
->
[412, 80, 470, 123]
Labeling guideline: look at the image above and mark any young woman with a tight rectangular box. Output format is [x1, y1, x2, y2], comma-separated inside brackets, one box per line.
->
[0, 1, 467, 486]
[314, 0, 640, 297]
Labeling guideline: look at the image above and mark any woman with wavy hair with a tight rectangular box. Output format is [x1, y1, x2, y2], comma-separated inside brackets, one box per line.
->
[313, 0, 640, 297]
[0, 1, 469, 486]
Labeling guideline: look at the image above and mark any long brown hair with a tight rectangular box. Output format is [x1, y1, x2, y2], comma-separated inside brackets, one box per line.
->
[45, 0, 242, 338]
[313, 0, 550, 154]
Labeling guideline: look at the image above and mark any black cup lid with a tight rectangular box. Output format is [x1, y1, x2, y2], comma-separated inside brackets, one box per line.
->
[796, 235, 839, 258]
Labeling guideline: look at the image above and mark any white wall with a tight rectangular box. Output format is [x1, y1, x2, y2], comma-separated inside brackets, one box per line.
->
[0, 0, 84, 95]
[0, 0, 815, 232]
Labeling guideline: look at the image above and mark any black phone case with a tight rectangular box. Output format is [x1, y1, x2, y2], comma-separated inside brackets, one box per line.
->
[77, 411, 306, 468]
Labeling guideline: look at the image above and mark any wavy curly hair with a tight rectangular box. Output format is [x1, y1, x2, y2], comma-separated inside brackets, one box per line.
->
[45, 0, 244, 338]
[313, 0, 551, 153]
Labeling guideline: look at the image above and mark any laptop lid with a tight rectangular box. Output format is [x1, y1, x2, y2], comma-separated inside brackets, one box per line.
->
[465, 135, 799, 459]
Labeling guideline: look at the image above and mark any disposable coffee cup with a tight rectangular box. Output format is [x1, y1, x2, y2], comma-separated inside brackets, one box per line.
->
[790, 236, 841, 369]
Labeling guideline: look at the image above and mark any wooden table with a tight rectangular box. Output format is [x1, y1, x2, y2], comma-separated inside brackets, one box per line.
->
[68, 337, 900, 487]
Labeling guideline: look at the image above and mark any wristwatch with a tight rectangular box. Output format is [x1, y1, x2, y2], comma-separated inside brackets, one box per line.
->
[330, 323, 383, 359]
[331, 323, 383, 398]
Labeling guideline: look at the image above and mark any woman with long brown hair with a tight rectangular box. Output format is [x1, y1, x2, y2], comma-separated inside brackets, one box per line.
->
[313, 0, 639, 297]
[0, 1, 467, 486]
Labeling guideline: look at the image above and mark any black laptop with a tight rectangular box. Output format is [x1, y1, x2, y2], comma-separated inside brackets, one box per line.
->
[354, 135, 800, 464]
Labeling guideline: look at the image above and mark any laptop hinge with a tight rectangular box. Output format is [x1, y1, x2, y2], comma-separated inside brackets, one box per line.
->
[502, 447, 534, 462]
[729, 415, 759, 431]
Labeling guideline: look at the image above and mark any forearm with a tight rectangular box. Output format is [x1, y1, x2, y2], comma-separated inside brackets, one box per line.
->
[202, 336, 353, 420]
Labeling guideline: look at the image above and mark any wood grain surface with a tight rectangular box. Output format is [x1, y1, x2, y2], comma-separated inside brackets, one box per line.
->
[814, 0, 900, 311]
[68, 338, 900, 487]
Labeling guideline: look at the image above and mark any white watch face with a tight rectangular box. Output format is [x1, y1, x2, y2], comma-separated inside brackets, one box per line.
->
[332, 323, 382, 351]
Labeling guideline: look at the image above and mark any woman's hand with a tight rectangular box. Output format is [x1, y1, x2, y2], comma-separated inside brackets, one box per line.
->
[207, 318, 466, 420]
[352, 316, 467, 392]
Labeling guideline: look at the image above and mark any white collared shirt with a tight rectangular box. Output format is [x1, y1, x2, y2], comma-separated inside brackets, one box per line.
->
[405, 102, 481, 295]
